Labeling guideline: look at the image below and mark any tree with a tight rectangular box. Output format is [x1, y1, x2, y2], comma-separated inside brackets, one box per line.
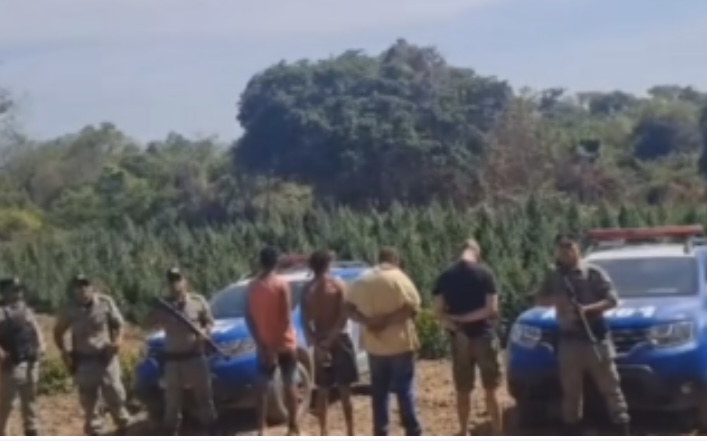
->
[235, 40, 512, 206]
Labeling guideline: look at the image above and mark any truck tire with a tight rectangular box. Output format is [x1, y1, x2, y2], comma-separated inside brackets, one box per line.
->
[266, 360, 313, 425]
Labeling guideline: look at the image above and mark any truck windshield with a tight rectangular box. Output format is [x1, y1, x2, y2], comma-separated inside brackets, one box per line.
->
[210, 280, 309, 319]
[590, 257, 698, 298]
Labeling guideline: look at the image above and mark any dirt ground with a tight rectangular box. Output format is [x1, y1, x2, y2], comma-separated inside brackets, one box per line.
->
[0, 316, 697, 435]
[3, 360, 702, 436]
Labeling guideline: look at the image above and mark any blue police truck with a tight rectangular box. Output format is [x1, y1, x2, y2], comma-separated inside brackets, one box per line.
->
[131, 259, 371, 425]
[507, 225, 707, 429]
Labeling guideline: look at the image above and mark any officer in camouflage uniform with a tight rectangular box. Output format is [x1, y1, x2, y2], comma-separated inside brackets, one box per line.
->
[145, 268, 217, 435]
[0, 278, 44, 436]
[535, 234, 630, 435]
[53, 274, 131, 435]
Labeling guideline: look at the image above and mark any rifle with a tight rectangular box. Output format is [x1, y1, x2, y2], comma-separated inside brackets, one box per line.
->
[561, 276, 603, 361]
[153, 297, 229, 359]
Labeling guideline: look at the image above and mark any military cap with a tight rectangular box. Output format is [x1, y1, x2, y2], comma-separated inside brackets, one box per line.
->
[71, 274, 92, 287]
[555, 233, 580, 246]
[0, 277, 23, 294]
[166, 267, 184, 282]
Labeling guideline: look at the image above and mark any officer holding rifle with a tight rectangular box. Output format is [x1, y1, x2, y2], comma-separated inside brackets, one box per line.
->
[535, 233, 630, 435]
[145, 267, 218, 435]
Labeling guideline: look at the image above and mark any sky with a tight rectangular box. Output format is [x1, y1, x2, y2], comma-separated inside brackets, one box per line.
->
[1, 0, 706, 142]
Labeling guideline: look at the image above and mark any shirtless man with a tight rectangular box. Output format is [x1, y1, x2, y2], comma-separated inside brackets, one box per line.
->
[301, 250, 358, 436]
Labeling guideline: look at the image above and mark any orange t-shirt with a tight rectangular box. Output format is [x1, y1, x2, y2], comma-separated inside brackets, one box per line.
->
[247, 275, 297, 351]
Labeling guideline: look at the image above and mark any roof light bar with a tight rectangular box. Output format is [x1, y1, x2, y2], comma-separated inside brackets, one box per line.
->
[586, 225, 704, 242]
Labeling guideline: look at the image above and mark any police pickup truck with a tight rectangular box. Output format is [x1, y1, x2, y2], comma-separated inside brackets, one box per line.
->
[507, 225, 707, 429]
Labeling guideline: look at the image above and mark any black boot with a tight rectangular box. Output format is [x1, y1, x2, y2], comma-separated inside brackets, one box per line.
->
[24, 429, 38, 436]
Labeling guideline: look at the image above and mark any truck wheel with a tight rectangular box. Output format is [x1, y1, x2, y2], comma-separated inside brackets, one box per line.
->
[266, 361, 313, 425]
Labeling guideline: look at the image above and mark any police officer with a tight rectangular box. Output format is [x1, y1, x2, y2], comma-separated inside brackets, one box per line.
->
[145, 268, 217, 435]
[535, 234, 630, 435]
[0, 277, 44, 436]
[53, 274, 131, 435]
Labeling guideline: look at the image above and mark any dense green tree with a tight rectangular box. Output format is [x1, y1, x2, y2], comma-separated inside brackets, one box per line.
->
[235, 40, 512, 206]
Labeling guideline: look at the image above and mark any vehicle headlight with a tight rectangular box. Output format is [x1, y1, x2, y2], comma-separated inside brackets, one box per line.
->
[218, 338, 257, 356]
[648, 321, 694, 347]
[510, 323, 542, 348]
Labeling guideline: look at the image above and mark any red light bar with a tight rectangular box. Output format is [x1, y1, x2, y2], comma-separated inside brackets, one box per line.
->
[277, 254, 309, 270]
[586, 225, 704, 242]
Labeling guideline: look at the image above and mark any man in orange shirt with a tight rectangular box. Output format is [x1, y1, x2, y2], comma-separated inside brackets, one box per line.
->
[245, 246, 299, 436]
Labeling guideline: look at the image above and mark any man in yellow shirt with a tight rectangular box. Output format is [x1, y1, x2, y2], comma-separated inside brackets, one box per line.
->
[345, 247, 422, 436]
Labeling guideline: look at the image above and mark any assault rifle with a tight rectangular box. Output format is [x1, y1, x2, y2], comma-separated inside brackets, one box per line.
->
[153, 297, 229, 359]
[561, 276, 603, 361]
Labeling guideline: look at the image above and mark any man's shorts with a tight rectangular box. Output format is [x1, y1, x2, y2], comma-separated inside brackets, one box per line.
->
[258, 350, 298, 385]
[314, 333, 359, 388]
[449, 331, 501, 392]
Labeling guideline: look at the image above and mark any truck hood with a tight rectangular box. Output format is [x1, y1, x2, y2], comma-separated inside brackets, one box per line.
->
[519, 296, 699, 328]
[145, 317, 251, 348]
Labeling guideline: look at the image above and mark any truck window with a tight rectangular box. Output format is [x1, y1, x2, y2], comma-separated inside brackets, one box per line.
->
[210, 280, 308, 319]
[590, 256, 698, 298]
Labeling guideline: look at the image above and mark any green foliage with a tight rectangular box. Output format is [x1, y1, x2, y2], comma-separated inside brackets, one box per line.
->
[2, 200, 704, 325]
[37, 351, 138, 396]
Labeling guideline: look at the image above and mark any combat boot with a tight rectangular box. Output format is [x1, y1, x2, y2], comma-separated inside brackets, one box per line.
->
[24, 429, 38, 436]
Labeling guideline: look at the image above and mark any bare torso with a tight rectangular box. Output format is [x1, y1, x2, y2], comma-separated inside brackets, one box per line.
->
[303, 276, 345, 340]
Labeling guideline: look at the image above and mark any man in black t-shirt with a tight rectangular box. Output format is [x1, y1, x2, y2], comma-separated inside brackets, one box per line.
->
[433, 239, 502, 436]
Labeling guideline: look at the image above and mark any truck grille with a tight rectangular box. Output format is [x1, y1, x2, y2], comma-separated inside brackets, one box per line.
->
[611, 328, 649, 355]
[539, 328, 648, 354]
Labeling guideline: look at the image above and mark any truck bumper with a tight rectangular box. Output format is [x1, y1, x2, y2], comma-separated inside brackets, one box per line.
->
[508, 365, 703, 412]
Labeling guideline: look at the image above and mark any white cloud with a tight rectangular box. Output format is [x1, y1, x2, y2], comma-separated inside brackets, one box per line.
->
[0, 0, 500, 46]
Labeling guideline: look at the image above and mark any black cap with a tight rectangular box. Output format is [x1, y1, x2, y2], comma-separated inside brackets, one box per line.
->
[0, 277, 23, 294]
[166, 267, 183, 282]
[72, 274, 91, 286]
[555, 233, 579, 246]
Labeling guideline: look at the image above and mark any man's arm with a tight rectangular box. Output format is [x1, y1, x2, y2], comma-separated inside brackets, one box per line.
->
[243, 284, 264, 347]
[331, 280, 350, 334]
[583, 266, 619, 314]
[27, 310, 46, 355]
[197, 294, 215, 334]
[373, 274, 421, 326]
[105, 296, 125, 346]
[299, 283, 316, 346]
[281, 279, 293, 329]
[449, 268, 499, 323]
[53, 311, 71, 354]
[343, 279, 370, 325]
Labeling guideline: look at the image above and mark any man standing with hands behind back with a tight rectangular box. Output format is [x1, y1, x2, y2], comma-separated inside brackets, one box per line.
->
[345, 247, 423, 437]
[245, 246, 300, 436]
[432, 239, 503, 435]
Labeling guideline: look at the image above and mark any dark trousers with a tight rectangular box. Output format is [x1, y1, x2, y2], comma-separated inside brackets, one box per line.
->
[368, 352, 422, 436]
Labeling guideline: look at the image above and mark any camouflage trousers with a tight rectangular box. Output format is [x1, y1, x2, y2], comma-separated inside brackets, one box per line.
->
[558, 340, 629, 424]
[0, 361, 39, 435]
[74, 358, 131, 435]
[163, 356, 216, 432]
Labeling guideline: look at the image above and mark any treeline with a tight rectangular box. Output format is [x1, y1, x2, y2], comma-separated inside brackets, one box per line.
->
[4, 199, 705, 322]
[1, 40, 707, 242]
[1, 40, 707, 322]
